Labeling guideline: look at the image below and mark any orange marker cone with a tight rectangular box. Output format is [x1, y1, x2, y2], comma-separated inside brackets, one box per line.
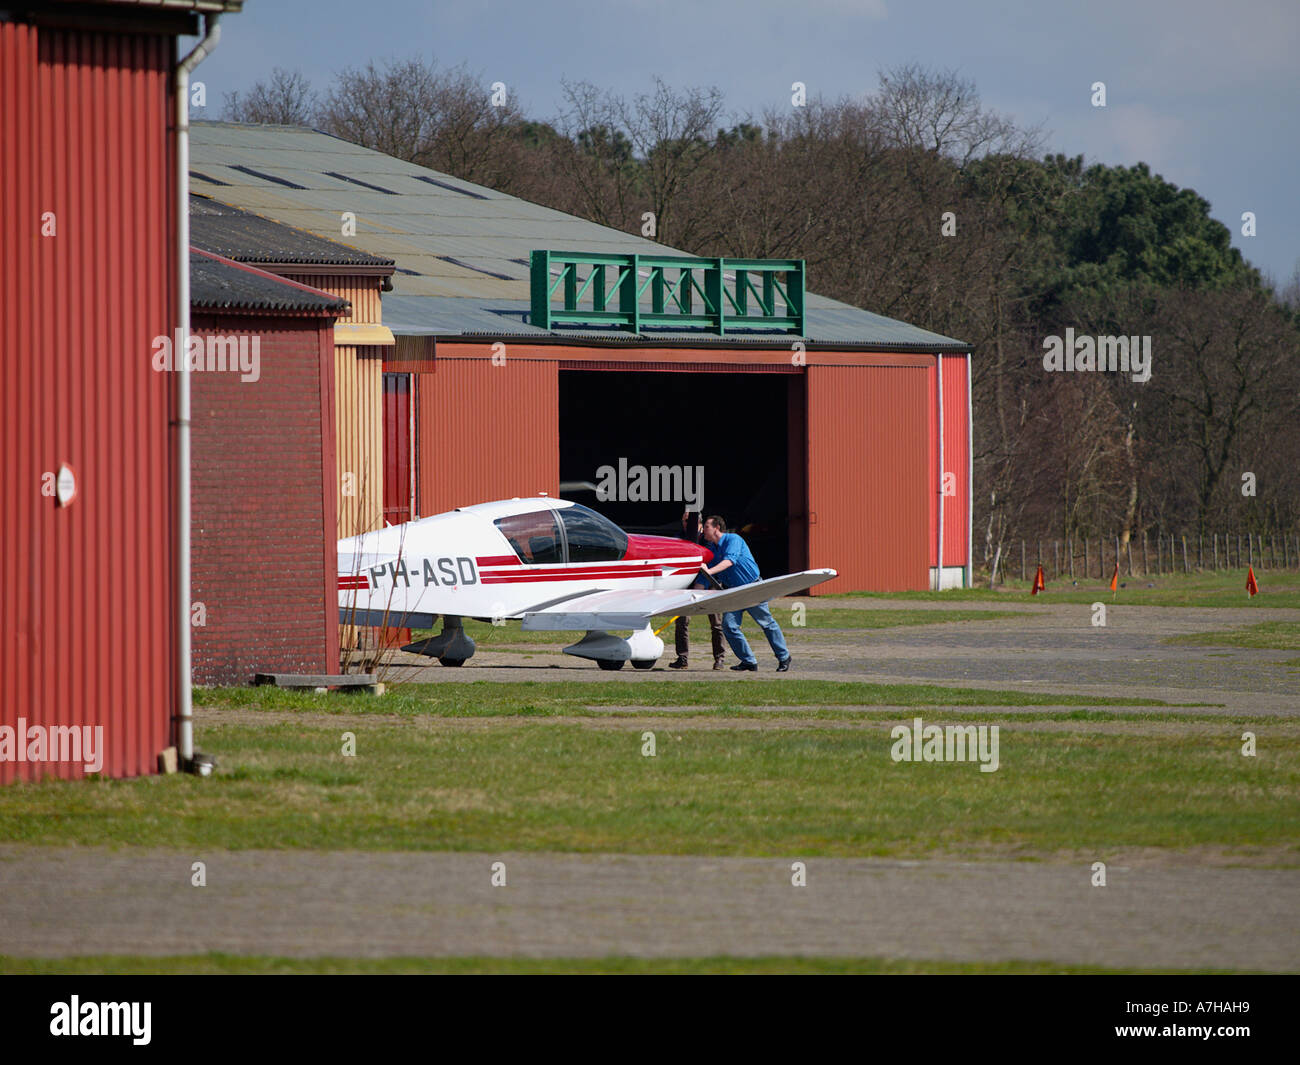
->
[1109, 562, 1119, 593]
[1247, 567, 1259, 597]
[1031, 564, 1045, 595]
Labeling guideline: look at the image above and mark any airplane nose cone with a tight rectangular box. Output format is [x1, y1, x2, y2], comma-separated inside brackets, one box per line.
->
[624, 533, 713, 564]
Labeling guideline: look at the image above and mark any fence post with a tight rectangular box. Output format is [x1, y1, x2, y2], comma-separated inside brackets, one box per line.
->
[1157, 536, 1162, 573]
[1084, 540, 1090, 580]
[1054, 540, 1060, 580]
[1068, 537, 1074, 580]
[1142, 532, 1149, 576]
[1126, 539, 1134, 578]
[1181, 535, 1189, 574]
[1021, 540, 1026, 583]
[1198, 534, 1203, 570]
[1213, 533, 1218, 571]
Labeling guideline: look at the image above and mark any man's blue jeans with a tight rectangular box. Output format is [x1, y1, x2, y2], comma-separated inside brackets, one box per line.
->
[720, 601, 790, 665]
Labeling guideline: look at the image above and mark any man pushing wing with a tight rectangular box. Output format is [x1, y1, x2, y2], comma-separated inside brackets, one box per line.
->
[699, 515, 792, 673]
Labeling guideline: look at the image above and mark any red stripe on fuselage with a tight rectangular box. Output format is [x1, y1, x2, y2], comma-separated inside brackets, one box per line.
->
[482, 570, 687, 584]
[479, 560, 697, 578]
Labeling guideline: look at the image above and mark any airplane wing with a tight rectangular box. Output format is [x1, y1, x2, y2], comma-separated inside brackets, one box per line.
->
[520, 569, 838, 631]
[340, 589, 597, 631]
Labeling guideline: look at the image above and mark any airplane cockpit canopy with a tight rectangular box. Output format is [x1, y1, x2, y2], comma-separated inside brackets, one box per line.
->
[560, 503, 629, 562]
[494, 503, 628, 564]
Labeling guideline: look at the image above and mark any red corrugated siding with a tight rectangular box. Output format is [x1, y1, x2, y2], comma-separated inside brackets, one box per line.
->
[927, 358, 939, 568]
[399, 341, 950, 592]
[807, 366, 930, 592]
[927, 355, 972, 574]
[1, 23, 176, 781]
[941, 354, 970, 569]
[415, 354, 559, 516]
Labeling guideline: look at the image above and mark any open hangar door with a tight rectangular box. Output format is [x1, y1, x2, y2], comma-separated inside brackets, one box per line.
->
[558, 368, 805, 579]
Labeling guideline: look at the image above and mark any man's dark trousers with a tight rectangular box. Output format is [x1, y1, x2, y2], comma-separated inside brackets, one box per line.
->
[676, 613, 724, 662]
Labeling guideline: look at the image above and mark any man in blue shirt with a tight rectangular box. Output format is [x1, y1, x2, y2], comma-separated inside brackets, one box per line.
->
[699, 515, 792, 672]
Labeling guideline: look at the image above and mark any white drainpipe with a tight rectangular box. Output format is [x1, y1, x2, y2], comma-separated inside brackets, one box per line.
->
[175, 14, 221, 770]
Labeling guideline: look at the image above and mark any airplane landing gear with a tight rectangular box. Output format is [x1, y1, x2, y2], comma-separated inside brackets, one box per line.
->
[562, 625, 664, 670]
[402, 615, 477, 665]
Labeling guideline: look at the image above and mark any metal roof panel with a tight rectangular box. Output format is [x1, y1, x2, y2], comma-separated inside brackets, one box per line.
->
[190, 122, 969, 349]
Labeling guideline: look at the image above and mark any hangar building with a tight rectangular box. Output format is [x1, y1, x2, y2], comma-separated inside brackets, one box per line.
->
[190, 123, 973, 595]
[2, 0, 245, 782]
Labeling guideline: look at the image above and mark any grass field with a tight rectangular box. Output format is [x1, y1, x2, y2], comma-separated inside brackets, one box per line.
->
[6, 588, 1296, 975]
[836, 569, 1300, 608]
[190, 678, 1175, 716]
[3, 710, 1293, 857]
[0, 954, 1252, 975]
[1166, 621, 1300, 650]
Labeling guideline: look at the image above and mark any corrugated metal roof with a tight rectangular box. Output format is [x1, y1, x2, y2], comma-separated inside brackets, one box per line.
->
[190, 193, 395, 269]
[190, 250, 349, 313]
[190, 122, 969, 350]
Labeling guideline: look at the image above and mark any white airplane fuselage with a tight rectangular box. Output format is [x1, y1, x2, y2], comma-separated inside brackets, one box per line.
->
[338, 498, 711, 625]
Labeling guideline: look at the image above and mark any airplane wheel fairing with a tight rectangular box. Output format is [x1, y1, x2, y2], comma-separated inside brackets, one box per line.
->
[597, 659, 625, 671]
[631, 660, 655, 670]
[404, 615, 476, 663]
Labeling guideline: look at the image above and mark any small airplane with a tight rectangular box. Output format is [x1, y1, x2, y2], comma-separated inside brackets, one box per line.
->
[337, 496, 836, 669]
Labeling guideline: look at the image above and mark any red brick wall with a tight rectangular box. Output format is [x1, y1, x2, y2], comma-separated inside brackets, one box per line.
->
[190, 314, 339, 685]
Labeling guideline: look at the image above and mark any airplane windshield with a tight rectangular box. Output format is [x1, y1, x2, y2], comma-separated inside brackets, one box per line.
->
[494, 510, 564, 565]
[560, 504, 628, 563]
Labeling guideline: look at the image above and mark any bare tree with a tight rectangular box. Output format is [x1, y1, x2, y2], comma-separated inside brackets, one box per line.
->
[223, 68, 318, 126]
[869, 63, 1040, 165]
[552, 78, 725, 244]
[551, 80, 644, 231]
[620, 78, 725, 246]
[318, 58, 531, 191]
[1140, 286, 1300, 533]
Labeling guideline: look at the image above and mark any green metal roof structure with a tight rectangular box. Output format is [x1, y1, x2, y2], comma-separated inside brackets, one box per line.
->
[189, 122, 969, 351]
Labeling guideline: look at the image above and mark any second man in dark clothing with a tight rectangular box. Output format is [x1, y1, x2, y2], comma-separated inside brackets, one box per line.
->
[670, 509, 726, 670]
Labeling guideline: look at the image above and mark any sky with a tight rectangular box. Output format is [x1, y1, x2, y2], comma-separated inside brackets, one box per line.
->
[188, 0, 1300, 286]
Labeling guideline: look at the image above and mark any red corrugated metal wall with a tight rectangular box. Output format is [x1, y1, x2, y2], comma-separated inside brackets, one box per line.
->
[941, 355, 970, 571]
[926, 354, 972, 575]
[807, 364, 930, 592]
[393, 340, 963, 594]
[415, 347, 559, 516]
[1, 23, 176, 781]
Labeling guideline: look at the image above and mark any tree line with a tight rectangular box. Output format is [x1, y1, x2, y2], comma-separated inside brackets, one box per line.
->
[224, 61, 1300, 573]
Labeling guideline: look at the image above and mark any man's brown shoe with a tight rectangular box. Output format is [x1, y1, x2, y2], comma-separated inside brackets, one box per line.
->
[669, 656, 689, 669]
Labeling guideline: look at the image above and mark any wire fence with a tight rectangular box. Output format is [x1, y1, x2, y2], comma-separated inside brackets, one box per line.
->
[990, 532, 1297, 584]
